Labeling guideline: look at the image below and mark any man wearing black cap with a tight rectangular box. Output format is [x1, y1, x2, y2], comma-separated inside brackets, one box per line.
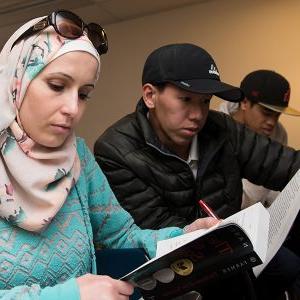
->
[219, 69, 300, 209]
[94, 44, 300, 299]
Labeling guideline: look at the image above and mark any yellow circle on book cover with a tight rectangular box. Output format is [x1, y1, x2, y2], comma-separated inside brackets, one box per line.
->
[170, 258, 193, 276]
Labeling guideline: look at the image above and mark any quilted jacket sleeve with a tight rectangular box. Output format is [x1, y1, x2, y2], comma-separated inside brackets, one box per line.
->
[217, 112, 300, 190]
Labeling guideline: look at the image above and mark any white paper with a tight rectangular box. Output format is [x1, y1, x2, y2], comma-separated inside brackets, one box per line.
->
[156, 202, 269, 262]
[254, 169, 300, 276]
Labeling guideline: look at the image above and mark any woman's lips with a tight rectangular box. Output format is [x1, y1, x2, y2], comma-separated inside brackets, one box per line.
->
[51, 124, 71, 134]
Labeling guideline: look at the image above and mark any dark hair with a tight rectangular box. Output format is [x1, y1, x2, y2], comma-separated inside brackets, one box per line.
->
[244, 97, 256, 107]
[152, 82, 167, 92]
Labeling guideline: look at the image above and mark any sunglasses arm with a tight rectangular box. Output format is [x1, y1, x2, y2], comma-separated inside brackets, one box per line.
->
[10, 18, 49, 50]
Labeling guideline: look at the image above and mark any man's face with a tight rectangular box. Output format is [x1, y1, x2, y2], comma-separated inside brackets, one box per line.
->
[143, 83, 211, 158]
[241, 99, 281, 136]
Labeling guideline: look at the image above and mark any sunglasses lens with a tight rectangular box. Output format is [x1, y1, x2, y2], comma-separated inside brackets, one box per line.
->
[87, 23, 108, 54]
[55, 11, 83, 38]
[11, 10, 108, 55]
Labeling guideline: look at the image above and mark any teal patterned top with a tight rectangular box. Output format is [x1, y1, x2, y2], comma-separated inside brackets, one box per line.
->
[0, 138, 183, 299]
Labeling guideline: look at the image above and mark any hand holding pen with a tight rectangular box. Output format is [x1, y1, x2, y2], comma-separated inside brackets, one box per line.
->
[198, 199, 220, 220]
[183, 199, 220, 233]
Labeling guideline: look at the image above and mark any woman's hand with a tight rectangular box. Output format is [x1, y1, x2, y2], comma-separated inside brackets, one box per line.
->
[184, 217, 220, 233]
[77, 273, 134, 300]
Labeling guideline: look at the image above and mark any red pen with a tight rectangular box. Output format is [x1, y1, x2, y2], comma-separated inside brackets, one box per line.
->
[198, 199, 220, 220]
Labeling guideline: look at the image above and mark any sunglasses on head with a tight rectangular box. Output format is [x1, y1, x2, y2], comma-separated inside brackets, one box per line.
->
[11, 9, 108, 55]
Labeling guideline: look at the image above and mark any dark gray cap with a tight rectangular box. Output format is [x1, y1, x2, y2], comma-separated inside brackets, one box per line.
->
[142, 43, 243, 102]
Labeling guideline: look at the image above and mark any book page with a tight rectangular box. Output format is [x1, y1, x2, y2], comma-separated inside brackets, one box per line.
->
[254, 169, 300, 276]
[222, 202, 269, 261]
[155, 222, 219, 258]
[156, 202, 269, 261]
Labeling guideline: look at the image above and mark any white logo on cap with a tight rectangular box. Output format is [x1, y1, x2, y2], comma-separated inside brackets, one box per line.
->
[209, 64, 219, 76]
[180, 81, 191, 87]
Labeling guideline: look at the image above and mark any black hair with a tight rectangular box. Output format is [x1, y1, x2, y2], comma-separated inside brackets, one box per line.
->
[152, 82, 167, 92]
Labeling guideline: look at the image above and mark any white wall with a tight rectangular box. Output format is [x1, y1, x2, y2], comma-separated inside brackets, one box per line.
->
[2, 0, 300, 149]
[76, 0, 300, 150]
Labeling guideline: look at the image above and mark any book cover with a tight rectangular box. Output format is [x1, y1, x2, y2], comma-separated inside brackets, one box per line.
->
[121, 223, 262, 299]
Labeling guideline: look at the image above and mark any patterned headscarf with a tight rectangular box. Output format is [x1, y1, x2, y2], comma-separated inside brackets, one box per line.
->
[0, 16, 100, 232]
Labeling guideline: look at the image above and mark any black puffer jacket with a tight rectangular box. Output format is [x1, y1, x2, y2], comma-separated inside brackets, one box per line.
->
[94, 99, 300, 229]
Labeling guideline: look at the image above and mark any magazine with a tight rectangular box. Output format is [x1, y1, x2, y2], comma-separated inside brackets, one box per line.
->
[121, 169, 300, 299]
[121, 203, 269, 299]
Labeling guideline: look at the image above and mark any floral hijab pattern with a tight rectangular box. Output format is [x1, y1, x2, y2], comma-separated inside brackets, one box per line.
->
[0, 17, 100, 232]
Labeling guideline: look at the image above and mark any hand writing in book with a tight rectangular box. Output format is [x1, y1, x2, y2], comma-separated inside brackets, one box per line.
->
[184, 217, 220, 233]
[77, 273, 134, 300]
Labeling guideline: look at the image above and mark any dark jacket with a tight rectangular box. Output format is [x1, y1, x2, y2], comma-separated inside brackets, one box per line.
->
[94, 99, 300, 229]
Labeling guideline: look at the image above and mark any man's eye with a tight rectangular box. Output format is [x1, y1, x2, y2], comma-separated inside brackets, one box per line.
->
[178, 96, 191, 102]
[48, 83, 64, 92]
[262, 111, 274, 117]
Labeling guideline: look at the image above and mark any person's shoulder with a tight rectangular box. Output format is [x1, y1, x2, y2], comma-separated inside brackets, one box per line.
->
[76, 137, 94, 164]
[94, 111, 144, 151]
[207, 109, 237, 130]
[76, 137, 88, 154]
[276, 121, 288, 137]
[202, 110, 244, 144]
[271, 121, 288, 145]
[217, 101, 239, 116]
[98, 112, 136, 138]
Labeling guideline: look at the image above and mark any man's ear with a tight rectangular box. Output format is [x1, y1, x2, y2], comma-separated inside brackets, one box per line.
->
[240, 98, 250, 111]
[142, 84, 157, 109]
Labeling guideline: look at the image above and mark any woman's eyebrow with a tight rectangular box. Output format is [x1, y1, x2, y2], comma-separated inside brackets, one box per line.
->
[49, 72, 73, 80]
[48, 72, 95, 87]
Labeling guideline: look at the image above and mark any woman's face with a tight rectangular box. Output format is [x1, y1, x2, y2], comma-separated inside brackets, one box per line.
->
[19, 51, 98, 148]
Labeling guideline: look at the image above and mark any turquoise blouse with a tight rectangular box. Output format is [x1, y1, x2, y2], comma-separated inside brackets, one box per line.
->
[0, 138, 183, 299]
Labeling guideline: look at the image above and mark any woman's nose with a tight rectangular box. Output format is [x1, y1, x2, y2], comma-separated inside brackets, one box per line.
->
[61, 94, 79, 117]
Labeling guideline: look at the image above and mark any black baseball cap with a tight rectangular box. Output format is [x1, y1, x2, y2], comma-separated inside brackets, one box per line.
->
[142, 43, 243, 102]
[241, 70, 300, 116]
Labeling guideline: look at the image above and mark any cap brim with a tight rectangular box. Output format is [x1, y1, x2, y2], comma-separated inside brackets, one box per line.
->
[259, 103, 300, 116]
[168, 79, 244, 102]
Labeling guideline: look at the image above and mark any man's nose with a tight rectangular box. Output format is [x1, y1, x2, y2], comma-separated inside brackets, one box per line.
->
[266, 115, 279, 126]
[189, 103, 206, 120]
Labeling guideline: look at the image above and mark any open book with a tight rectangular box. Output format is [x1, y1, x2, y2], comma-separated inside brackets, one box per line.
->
[121, 203, 269, 299]
[121, 169, 300, 299]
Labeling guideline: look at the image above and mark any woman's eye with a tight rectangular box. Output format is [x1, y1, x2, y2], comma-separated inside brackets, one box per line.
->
[79, 93, 91, 101]
[48, 82, 64, 92]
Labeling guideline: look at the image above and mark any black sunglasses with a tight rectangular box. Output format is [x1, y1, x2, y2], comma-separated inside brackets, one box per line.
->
[11, 10, 108, 55]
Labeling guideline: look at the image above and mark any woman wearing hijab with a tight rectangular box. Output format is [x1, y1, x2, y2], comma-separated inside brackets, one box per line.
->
[0, 10, 218, 300]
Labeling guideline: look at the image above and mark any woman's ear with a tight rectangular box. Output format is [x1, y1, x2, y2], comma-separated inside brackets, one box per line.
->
[142, 84, 157, 109]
